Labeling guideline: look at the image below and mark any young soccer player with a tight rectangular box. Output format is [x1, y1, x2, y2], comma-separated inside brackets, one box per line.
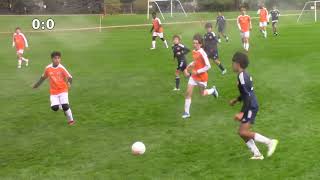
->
[172, 35, 190, 91]
[150, 12, 169, 50]
[269, 6, 280, 36]
[182, 34, 219, 119]
[257, 5, 269, 38]
[230, 52, 278, 160]
[12, 27, 29, 68]
[237, 7, 252, 52]
[204, 23, 227, 75]
[33, 51, 75, 125]
[215, 12, 229, 43]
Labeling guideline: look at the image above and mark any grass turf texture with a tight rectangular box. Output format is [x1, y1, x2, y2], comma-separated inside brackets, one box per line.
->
[0, 12, 320, 179]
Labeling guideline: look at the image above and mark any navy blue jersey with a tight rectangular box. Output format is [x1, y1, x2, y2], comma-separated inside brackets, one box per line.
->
[237, 71, 259, 112]
[204, 32, 218, 53]
[216, 15, 226, 28]
[172, 43, 190, 62]
[270, 9, 280, 21]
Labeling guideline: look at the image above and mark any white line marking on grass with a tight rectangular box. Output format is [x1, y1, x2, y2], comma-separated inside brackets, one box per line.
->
[0, 14, 300, 34]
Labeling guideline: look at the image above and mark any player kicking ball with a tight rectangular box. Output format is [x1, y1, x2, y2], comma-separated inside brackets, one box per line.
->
[237, 7, 252, 52]
[33, 51, 75, 125]
[204, 23, 227, 75]
[150, 12, 169, 50]
[182, 34, 219, 119]
[12, 27, 29, 68]
[172, 35, 190, 91]
[230, 52, 278, 160]
[257, 4, 269, 38]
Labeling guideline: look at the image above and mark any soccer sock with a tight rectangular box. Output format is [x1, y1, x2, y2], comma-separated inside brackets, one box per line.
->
[204, 88, 215, 95]
[18, 59, 22, 67]
[175, 76, 180, 89]
[184, 99, 191, 114]
[245, 43, 249, 51]
[21, 57, 28, 62]
[254, 133, 272, 145]
[65, 109, 74, 122]
[246, 139, 262, 156]
[163, 40, 169, 48]
[218, 63, 225, 71]
[152, 41, 156, 48]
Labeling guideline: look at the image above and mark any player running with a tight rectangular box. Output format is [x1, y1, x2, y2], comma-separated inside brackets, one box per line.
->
[172, 35, 190, 91]
[33, 51, 75, 125]
[257, 4, 269, 38]
[215, 12, 229, 43]
[237, 7, 252, 52]
[182, 34, 219, 119]
[204, 23, 227, 75]
[230, 52, 278, 160]
[150, 12, 169, 50]
[12, 27, 29, 68]
[269, 6, 280, 36]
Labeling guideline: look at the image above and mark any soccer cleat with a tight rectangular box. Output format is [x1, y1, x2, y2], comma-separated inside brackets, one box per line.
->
[222, 69, 227, 75]
[173, 88, 180, 91]
[68, 120, 75, 126]
[212, 86, 219, 98]
[17, 66, 21, 69]
[226, 37, 229, 42]
[250, 155, 264, 160]
[267, 139, 279, 157]
[182, 112, 190, 119]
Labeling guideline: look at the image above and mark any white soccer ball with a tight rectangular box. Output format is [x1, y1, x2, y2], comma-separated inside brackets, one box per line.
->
[131, 142, 146, 155]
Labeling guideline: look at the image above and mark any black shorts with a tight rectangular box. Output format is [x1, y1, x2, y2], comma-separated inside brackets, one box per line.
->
[241, 108, 259, 124]
[177, 60, 187, 71]
[206, 50, 219, 60]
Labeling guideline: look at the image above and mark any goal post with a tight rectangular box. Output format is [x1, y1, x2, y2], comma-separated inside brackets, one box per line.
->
[147, 0, 188, 20]
[297, 1, 320, 22]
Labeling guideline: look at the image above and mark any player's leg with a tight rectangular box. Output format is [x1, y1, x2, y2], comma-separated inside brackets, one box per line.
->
[238, 122, 263, 159]
[244, 33, 250, 51]
[212, 51, 226, 74]
[151, 34, 157, 50]
[59, 92, 75, 125]
[159, 33, 169, 48]
[174, 70, 181, 91]
[19, 50, 29, 67]
[17, 52, 22, 68]
[199, 83, 218, 98]
[182, 82, 194, 118]
[50, 95, 60, 112]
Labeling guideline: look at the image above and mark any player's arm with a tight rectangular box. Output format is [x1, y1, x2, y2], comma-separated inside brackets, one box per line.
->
[249, 17, 252, 31]
[21, 33, 29, 48]
[12, 34, 15, 47]
[33, 75, 47, 89]
[237, 17, 242, 31]
[183, 46, 190, 55]
[184, 62, 194, 77]
[195, 51, 211, 74]
[150, 25, 154, 33]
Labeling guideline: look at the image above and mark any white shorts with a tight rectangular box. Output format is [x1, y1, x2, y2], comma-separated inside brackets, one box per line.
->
[152, 32, 164, 38]
[259, 22, 268, 27]
[50, 92, 69, 107]
[188, 77, 207, 88]
[17, 49, 24, 54]
[240, 31, 250, 38]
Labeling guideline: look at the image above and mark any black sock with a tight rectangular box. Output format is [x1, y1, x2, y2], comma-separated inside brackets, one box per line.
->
[218, 63, 225, 71]
[175, 77, 180, 89]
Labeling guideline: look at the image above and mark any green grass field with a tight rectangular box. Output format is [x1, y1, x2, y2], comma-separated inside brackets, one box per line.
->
[0, 12, 320, 179]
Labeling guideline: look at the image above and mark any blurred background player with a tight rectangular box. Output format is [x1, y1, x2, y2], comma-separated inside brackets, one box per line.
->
[269, 6, 280, 36]
[229, 52, 278, 160]
[215, 11, 229, 43]
[12, 27, 29, 68]
[237, 7, 252, 52]
[33, 51, 75, 126]
[204, 23, 227, 75]
[257, 4, 269, 38]
[172, 35, 190, 91]
[182, 34, 219, 119]
[150, 12, 169, 50]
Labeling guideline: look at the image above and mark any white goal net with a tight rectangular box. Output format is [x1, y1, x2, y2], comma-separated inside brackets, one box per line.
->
[297, 1, 320, 22]
[147, 0, 187, 19]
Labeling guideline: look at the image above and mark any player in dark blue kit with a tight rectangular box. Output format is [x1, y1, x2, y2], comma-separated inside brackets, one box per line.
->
[204, 23, 227, 75]
[229, 52, 278, 160]
[270, 6, 280, 36]
[215, 12, 229, 43]
[172, 35, 190, 91]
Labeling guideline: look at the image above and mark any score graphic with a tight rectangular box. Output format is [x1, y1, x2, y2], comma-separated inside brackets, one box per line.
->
[32, 18, 55, 30]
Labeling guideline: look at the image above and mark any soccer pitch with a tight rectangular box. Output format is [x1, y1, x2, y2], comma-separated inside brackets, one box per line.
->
[0, 12, 320, 179]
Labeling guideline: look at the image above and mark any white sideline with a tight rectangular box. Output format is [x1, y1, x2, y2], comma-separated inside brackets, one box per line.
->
[0, 13, 300, 34]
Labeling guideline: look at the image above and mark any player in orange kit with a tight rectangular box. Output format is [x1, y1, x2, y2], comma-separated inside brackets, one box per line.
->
[150, 12, 169, 50]
[12, 27, 29, 68]
[237, 7, 252, 52]
[33, 51, 75, 125]
[182, 34, 219, 119]
[257, 4, 269, 38]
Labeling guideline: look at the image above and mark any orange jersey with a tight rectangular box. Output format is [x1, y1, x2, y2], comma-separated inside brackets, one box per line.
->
[191, 48, 210, 82]
[43, 64, 72, 95]
[237, 15, 251, 32]
[13, 33, 28, 50]
[152, 18, 163, 33]
[258, 8, 269, 22]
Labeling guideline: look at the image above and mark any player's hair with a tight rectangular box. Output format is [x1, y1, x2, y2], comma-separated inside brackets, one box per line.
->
[205, 22, 212, 29]
[193, 34, 203, 45]
[172, 35, 181, 41]
[232, 52, 249, 69]
[152, 12, 157, 16]
[15, 27, 21, 30]
[240, 6, 246, 11]
[51, 51, 62, 58]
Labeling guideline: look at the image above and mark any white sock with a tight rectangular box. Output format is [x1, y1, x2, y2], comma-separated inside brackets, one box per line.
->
[246, 139, 261, 156]
[205, 88, 215, 95]
[18, 59, 22, 67]
[254, 133, 271, 145]
[245, 43, 249, 51]
[65, 109, 74, 121]
[152, 41, 156, 48]
[21, 57, 28, 62]
[184, 99, 191, 114]
[163, 40, 168, 48]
